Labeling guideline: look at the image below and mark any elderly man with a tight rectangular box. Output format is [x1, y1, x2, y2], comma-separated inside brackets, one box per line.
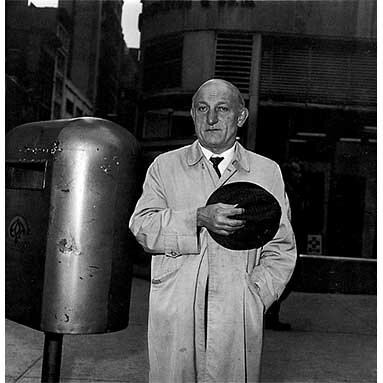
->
[129, 79, 296, 382]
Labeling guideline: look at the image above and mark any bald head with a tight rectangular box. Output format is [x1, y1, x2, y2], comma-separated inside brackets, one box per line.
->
[192, 79, 245, 110]
[190, 78, 249, 154]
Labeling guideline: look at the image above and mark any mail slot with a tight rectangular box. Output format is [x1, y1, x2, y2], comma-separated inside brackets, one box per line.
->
[5, 117, 141, 334]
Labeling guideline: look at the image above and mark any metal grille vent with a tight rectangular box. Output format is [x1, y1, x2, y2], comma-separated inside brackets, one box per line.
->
[260, 38, 376, 107]
[214, 33, 253, 94]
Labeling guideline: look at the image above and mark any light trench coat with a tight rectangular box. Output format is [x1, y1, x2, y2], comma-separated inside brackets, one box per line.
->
[129, 141, 297, 383]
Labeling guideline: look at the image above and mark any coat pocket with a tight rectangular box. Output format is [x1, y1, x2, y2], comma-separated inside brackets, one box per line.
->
[151, 268, 179, 286]
[151, 254, 186, 287]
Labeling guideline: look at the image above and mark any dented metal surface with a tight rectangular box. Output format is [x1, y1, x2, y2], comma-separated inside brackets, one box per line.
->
[19, 140, 63, 156]
[5, 117, 141, 334]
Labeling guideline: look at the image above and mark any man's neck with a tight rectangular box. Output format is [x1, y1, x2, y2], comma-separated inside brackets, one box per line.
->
[198, 142, 236, 157]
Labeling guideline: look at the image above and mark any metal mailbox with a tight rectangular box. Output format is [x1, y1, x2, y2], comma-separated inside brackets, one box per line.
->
[6, 117, 141, 335]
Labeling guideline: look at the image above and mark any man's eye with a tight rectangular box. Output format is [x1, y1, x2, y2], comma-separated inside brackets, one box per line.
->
[198, 106, 208, 112]
[218, 106, 229, 112]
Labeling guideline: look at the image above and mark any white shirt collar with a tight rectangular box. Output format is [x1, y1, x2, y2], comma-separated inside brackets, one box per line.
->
[198, 142, 236, 175]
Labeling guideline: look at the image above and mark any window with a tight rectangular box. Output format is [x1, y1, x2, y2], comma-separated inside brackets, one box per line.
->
[170, 111, 195, 138]
[55, 76, 63, 99]
[54, 101, 61, 119]
[38, 50, 54, 107]
[260, 37, 376, 106]
[143, 35, 183, 91]
[66, 99, 74, 115]
[143, 110, 171, 138]
[75, 107, 83, 117]
[56, 51, 66, 74]
[57, 24, 70, 52]
[143, 109, 195, 139]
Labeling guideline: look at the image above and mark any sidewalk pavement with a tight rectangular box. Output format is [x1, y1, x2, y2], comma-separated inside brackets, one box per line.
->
[6, 277, 376, 383]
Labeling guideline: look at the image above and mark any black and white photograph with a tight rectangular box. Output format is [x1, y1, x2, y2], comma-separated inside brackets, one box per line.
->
[5, 1, 377, 382]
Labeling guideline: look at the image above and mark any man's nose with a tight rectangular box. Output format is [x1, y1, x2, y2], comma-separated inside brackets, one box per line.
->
[207, 109, 218, 125]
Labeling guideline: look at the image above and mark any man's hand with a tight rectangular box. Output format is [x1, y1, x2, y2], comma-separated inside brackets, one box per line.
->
[197, 203, 245, 236]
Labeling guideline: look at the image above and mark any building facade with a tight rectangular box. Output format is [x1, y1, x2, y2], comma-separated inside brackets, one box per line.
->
[5, 0, 94, 130]
[136, 0, 376, 289]
[6, 0, 125, 129]
[6, 0, 62, 128]
[51, 9, 93, 119]
[59, 0, 124, 120]
[117, 45, 140, 133]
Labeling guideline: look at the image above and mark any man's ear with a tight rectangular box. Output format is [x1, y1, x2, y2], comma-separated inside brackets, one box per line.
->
[237, 107, 249, 127]
[190, 108, 195, 122]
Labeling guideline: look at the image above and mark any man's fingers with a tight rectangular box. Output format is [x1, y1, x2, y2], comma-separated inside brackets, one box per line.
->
[215, 225, 245, 236]
[228, 208, 245, 217]
[219, 205, 245, 217]
[224, 218, 245, 228]
[219, 203, 238, 208]
[215, 206, 246, 228]
[217, 221, 245, 231]
[199, 203, 246, 235]
[215, 229, 234, 236]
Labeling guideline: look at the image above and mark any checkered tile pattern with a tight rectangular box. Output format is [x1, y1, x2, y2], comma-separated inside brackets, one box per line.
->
[307, 234, 322, 255]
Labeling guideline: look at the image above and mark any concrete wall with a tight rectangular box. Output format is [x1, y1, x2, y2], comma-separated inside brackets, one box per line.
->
[140, 1, 376, 43]
[182, 31, 216, 92]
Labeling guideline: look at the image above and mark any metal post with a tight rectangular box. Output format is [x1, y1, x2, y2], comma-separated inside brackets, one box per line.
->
[41, 332, 64, 383]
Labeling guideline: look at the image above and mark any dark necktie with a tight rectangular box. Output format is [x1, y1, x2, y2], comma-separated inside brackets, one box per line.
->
[209, 156, 224, 178]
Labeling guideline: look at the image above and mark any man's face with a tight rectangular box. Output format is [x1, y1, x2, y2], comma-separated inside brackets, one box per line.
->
[191, 81, 248, 154]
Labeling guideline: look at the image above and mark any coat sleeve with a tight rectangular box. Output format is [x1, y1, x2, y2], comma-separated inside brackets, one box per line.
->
[249, 164, 297, 311]
[129, 158, 200, 257]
